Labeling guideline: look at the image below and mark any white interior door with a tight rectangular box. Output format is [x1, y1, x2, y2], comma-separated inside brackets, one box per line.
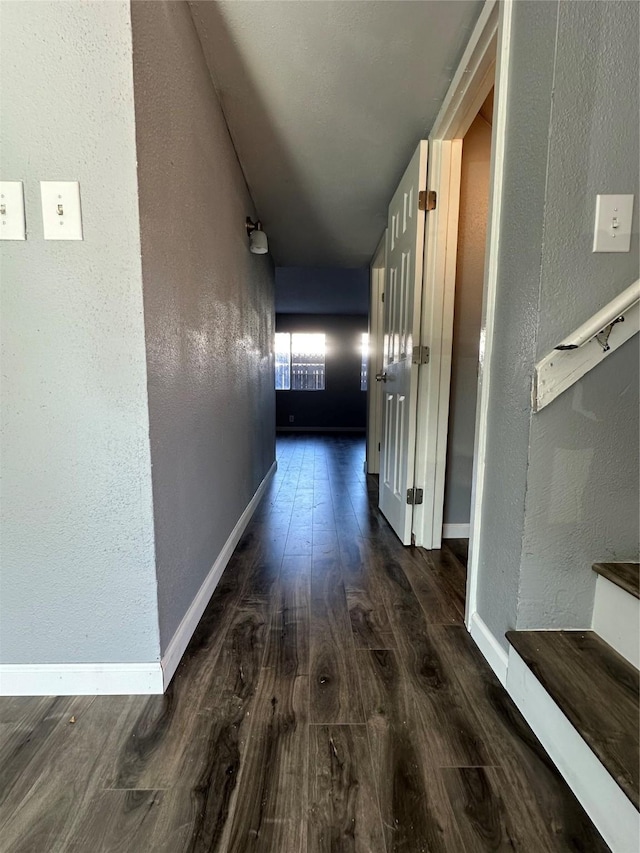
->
[378, 141, 428, 544]
[366, 231, 386, 474]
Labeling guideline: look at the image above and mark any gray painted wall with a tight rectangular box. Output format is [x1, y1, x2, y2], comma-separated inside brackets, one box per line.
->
[474, 0, 558, 644]
[131, 1, 276, 654]
[276, 268, 369, 315]
[444, 113, 491, 525]
[0, 2, 160, 663]
[517, 0, 640, 629]
[476, 0, 639, 649]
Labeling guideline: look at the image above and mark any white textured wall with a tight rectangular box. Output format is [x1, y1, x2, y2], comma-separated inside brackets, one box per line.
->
[476, 0, 639, 647]
[444, 113, 491, 525]
[0, 2, 160, 663]
[131, 1, 276, 653]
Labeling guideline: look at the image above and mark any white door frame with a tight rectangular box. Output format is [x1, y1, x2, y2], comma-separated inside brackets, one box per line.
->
[410, 0, 513, 628]
[366, 231, 387, 474]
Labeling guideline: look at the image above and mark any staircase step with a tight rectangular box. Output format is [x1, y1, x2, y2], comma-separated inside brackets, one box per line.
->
[506, 629, 639, 811]
[593, 562, 639, 599]
[592, 562, 640, 668]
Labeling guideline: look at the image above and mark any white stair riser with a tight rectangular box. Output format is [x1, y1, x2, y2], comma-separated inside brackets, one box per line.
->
[592, 575, 640, 669]
[507, 647, 639, 853]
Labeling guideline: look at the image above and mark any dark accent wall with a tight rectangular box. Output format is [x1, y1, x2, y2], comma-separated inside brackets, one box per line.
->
[276, 268, 369, 315]
[276, 314, 367, 430]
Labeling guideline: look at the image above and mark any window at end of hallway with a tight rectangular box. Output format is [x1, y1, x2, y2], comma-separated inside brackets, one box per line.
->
[275, 332, 326, 390]
[275, 332, 291, 390]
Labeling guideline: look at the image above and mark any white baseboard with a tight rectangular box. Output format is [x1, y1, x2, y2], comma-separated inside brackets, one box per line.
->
[0, 662, 163, 696]
[160, 460, 277, 689]
[592, 574, 640, 669]
[506, 647, 639, 853]
[442, 523, 470, 538]
[467, 611, 508, 686]
[0, 462, 277, 698]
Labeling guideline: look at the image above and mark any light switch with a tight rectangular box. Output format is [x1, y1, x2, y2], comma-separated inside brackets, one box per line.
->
[0, 181, 26, 240]
[40, 181, 83, 240]
[592, 194, 634, 253]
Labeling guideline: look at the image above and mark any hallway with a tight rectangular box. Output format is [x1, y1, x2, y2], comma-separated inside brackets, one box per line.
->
[0, 435, 607, 852]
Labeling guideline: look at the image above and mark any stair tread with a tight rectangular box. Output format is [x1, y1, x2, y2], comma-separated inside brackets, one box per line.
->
[506, 629, 639, 810]
[593, 562, 639, 599]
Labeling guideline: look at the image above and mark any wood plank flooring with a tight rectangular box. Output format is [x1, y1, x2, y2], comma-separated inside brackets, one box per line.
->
[0, 435, 609, 852]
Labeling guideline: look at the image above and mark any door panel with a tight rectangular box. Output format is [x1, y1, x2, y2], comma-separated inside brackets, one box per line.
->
[378, 141, 428, 544]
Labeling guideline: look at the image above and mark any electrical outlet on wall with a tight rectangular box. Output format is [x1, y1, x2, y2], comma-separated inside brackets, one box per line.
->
[289, 415, 295, 423]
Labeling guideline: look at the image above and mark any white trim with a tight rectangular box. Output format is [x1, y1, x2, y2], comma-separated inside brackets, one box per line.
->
[0, 662, 163, 696]
[468, 611, 508, 686]
[412, 140, 462, 549]
[430, 0, 499, 141]
[534, 297, 639, 412]
[506, 647, 640, 853]
[161, 460, 277, 689]
[442, 523, 470, 539]
[592, 574, 640, 669]
[428, 141, 463, 550]
[465, 0, 513, 625]
[0, 462, 277, 698]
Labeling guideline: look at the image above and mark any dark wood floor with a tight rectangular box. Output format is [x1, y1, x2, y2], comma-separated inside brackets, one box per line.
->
[0, 435, 608, 852]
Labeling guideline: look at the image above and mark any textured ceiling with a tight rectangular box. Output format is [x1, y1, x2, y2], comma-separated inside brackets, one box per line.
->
[189, 1, 483, 267]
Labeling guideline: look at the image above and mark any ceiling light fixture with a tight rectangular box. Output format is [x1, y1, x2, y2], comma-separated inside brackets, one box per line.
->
[246, 217, 268, 255]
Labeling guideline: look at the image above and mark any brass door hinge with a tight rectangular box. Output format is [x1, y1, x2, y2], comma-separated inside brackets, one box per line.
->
[412, 345, 430, 365]
[418, 190, 437, 212]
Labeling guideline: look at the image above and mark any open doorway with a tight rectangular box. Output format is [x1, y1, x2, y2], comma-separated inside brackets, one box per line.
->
[442, 89, 494, 560]
[369, 27, 499, 552]
[407, 0, 511, 646]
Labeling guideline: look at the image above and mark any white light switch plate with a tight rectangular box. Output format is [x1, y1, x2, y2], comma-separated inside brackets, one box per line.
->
[40, 181, 83, 240]
[0, 181, 26, 240]
[593, 194, 634, 253]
